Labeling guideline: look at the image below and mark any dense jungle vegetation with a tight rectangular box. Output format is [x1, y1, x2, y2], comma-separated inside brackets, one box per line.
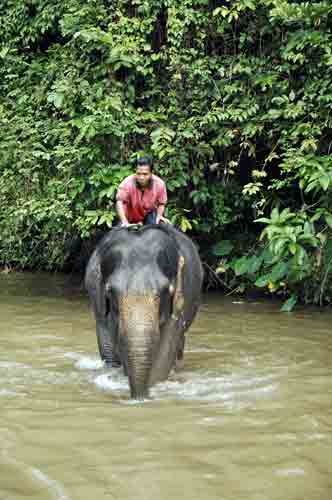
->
[1, 0, 332, 308]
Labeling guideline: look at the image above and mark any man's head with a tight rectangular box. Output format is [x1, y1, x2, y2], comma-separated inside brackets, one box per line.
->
[135, 156, 153, 188]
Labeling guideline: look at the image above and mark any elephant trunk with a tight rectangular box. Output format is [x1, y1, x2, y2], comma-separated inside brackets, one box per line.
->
[119, 294, 160, 399]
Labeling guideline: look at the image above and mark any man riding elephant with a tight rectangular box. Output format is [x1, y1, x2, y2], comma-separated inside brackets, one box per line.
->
[116, 156, 168, 226]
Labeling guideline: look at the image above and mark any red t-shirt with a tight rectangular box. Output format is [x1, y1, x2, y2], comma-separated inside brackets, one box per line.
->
[116, 174, 167, 223]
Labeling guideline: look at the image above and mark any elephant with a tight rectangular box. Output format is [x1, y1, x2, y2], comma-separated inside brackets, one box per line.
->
[85, 224, 203, 399]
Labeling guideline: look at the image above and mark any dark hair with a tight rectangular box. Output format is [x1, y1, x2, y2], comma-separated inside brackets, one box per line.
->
[136, 156, 153, 171]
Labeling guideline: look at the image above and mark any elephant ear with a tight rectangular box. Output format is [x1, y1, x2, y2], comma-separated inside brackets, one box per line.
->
[89, 261, 107, 318]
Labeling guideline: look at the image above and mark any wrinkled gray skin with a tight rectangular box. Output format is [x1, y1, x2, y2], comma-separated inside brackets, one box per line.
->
[85, 225, 203, 399]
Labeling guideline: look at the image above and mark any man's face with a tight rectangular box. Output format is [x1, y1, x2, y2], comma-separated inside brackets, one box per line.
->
[135, 165, 152, 188]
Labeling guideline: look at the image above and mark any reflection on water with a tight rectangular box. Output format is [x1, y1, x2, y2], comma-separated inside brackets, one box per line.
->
[0, 272, 332, 500]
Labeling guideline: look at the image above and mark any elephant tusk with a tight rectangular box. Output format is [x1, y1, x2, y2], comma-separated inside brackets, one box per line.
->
[172, 255, 185, 319]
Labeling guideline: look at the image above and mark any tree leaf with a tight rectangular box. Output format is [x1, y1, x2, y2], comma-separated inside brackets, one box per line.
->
[233, 256, 251, 276]
[270, 260, 289, 280]
[319, 175, 330, 191]
[325, 214, 332, 228]
[280, 295, 297, 312]
[247, 255, 263, 273]
[211, 240, 234, 256]
[254, 274, 270, 287]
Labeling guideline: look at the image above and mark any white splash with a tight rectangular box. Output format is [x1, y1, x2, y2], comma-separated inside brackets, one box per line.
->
[0, 388, 20, 397]
[89, 368, 277, 405]
[75, 357, 104, 370]
[94, 373, 128, 392]
[64, 352, 104, 370]
[150, 372, 278, 403]
[151, 376, 234, 402]
[275, 468, 305, 477]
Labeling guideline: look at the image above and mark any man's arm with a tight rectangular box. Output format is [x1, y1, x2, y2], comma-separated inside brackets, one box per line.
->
[156, 203, 165, 224]
[116, 200, 129, 226]
[156, 180, 167, 224]
[116, 178, 131, 226]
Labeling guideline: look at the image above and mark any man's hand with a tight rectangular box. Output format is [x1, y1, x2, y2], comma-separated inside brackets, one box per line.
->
[121, 221, 143, 228]
[158, 216, 172, 225]
[156, 203, 166, 225]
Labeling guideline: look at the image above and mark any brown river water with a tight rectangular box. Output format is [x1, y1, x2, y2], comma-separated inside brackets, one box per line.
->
[0, 272, 331, 500]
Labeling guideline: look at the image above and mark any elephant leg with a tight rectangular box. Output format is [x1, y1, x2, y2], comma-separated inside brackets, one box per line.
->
[96, 318, 121, 367]
[175, 334, 185, 372]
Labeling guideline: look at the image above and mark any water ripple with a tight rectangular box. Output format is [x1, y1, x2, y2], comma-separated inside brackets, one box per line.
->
[31, 467, 70, 500]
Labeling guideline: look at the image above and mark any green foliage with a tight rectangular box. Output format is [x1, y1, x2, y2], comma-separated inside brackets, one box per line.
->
[1, 0, 332, 305]
[280, 295, 298, 312]
[257, 208, 319, 265]
[212, 241, 234, 257]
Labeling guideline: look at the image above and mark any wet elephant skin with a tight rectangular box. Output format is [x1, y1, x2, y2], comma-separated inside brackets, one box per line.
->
[85, 225, 204, 398]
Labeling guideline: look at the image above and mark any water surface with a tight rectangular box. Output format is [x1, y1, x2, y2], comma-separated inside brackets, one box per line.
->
[0, 272, 331, 500]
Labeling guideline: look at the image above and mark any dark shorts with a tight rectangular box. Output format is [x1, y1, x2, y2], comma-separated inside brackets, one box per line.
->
[117, 210, 157, 227]
[143, 210, 157, 225]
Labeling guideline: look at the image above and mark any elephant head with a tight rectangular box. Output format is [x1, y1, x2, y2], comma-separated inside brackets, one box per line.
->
[90, 226, 187, 399]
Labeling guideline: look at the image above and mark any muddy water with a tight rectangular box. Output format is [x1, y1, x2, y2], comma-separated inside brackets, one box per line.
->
[0, 272, 331, 500]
